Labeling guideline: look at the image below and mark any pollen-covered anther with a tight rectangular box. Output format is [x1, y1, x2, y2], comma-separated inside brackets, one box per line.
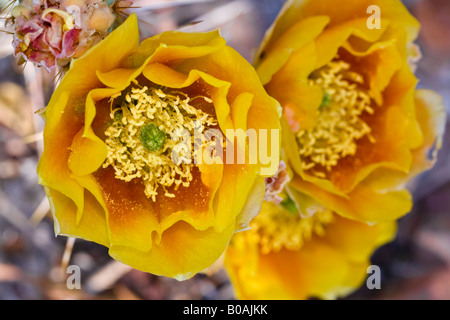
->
[102, 84, 218, 201]
[252, 205, 334, 254]
[296, 60, 377, 178]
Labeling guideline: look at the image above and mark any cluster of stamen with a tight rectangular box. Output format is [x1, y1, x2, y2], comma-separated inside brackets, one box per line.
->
[296, 60, 376, 178]
[251, 202, 334, 254]
[102, 82, 217, 201]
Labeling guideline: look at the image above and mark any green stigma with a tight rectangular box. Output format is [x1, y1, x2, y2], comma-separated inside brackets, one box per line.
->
[280, 196, 298, 214]
[140, 123, 166, 151]
[319, 91, 332, 109]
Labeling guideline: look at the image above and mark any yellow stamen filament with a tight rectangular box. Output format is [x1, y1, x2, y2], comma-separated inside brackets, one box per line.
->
[102, 84, 217, 201]
[297, 61, 376, 178]
[251, 204, 334, 254]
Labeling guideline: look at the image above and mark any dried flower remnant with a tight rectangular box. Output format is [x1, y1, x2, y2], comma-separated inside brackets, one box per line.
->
[264, 160, 290, 204]
[10, 0, 123, 71]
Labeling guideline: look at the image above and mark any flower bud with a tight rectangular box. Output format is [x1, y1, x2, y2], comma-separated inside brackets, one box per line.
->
[88, 7, 115, 31]
[60, 0, 88, 12]
[11, 5, 32, 18]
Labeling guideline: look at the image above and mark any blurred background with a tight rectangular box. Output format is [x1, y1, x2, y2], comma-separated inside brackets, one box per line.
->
[0, 0, 449, 300]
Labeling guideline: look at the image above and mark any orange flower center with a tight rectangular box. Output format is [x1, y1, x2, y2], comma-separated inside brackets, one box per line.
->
[102, 82, 217, 201]
[251, 202, 334, 254]
[296, 60, 376, 178]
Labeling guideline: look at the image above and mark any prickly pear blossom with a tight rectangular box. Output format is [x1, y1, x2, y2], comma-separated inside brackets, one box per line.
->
[37, 15, 281, 279]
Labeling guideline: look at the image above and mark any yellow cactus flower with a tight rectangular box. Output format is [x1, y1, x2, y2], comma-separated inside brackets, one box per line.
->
[225, 198, 396, 300]
[37, 14, 281, 280]
[256, 0, 446, 223]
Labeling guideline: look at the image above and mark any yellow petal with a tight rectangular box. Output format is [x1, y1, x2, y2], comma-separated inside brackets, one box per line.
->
[38, 14, 140, 222]
[143, 66, 234, 133]
[177, 45, 281, 139]
[94, 169, 161, 253]
[383, 63, 423, 149]
[46, 187, 109, 247]
[128, 30, 226, 68]
[234, 176, 266, 232]
[341, 38, 403, 106]
[110, 221, 235, 280]
[225, 206, 397, 300]
[291, 175, 412, 222]
[68, 13, 139, 94]
[37, 91, 85, 221]
[256, 16, 330, 85]
[230, 92, 253, 133]
[213, 164, 258, 232]
[323, 215, 397, 262]
[409, 90, 446, 177]
[279, 0, 419, 42]
[68, 87, 125, 177]
[225, 232, 350, 300]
